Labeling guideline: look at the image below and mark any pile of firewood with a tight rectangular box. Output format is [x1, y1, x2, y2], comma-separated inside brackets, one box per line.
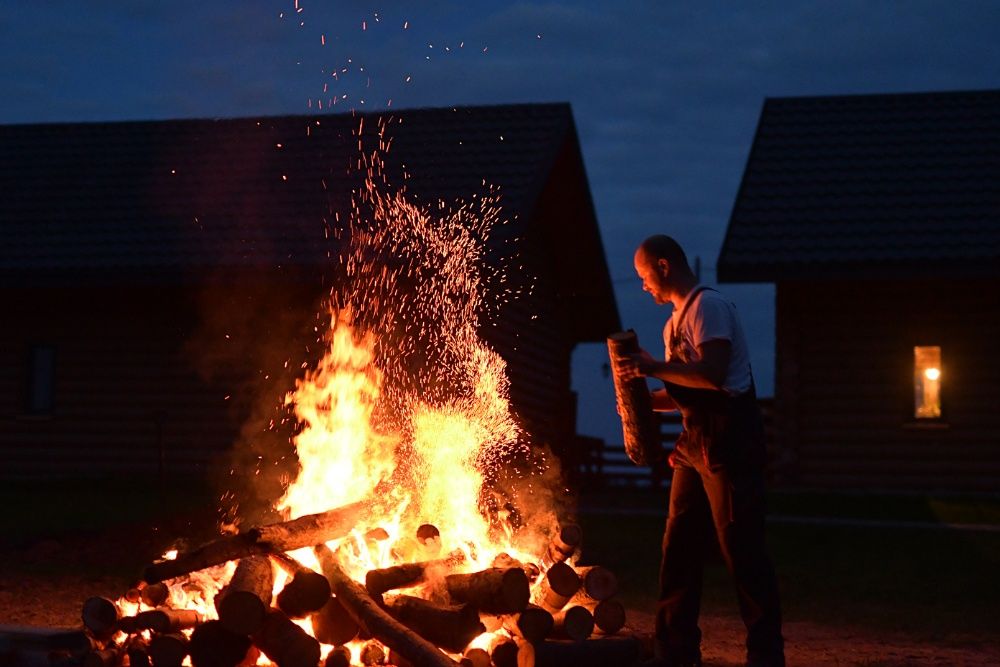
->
[68, 502, 641, 667]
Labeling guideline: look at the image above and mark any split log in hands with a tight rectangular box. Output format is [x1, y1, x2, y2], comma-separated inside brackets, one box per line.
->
[607, 330, 663, 466]
[143, 501, 368, 584]
[314, 544, 458, 667]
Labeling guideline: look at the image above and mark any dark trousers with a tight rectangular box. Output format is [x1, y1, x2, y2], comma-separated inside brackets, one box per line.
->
[655, 445, 784, 665]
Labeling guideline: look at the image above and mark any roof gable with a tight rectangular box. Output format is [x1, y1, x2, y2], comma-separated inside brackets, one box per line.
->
[718, 89, 1000, 281]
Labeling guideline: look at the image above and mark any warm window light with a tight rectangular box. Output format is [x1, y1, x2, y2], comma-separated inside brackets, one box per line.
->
[914, 346, 942, 419]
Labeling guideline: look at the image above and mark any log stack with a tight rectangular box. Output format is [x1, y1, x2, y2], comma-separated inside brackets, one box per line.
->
[68, 508, 640, 667]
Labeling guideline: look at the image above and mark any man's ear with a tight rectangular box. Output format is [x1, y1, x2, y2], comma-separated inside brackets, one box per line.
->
[657, 258, 670, 277]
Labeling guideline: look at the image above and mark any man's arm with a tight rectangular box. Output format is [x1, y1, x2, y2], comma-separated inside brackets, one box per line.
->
[620, 339, 731, 391]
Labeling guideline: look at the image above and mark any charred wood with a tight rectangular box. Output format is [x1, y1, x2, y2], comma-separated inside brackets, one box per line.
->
[445, 568, 530, 615]
[590, 599, 626, 636]
[462, 647, 491, 667]
[149, 633, 189, 667]
[491, 639, 519, 667]
[216, 556, 274, 635]
[491, 553, 540, 581]
[365, 551, 466, 598]
[608, 331, 662, 467]
[386, 595, 484, 653]
[253, 609, 321, 667]
[141, 582, 170, 607]
[532, 637, 641, 667]
[276, 570, 332, 618]
[536, 563, 580, 613]
[360, 640, 386, 665]
[126, 640, 152, 667]
[502, 604, 554, 644]
[81, 596, 118, 640]
[311, 595, 359, 646]
[188, 621, 253, 667]
[143, 501, 366, 584]
[314, 544, 458, 667]
[130, 608, 204, 635]
[551, 606, 593, 642]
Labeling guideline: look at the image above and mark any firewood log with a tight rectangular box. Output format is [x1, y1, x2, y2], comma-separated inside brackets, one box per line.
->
[416, 524, 440, 544]
[502, 604, 554, 644]
[253, 609, 321, 667]
[324, 645, 352, 667]
[491, 639, 519, 667]
[126, 639, 152, 667]
[462, 647, 490, 667]
[574, 566, 618, 602]
[132, 608, 203, 634]
[535, 563, 580, 613]
[589, 599, 626, 636]
[276, 568, 332, 618]
[311, 595, 359, 645]
[148, 633, 189, 667]
[608, 331, 663, 466]
[188, 621, 253, 667]
[141, 582, 170, 607]
[492, 553, 541, 581]
[143, 501, 367, 583]
[445, 568, 530, 614]
[216, 555, 274, 635]
[532, 637, 641, 666]
[386, 595, 485, 653]
[313, 544, 458, 667]
[540, 525, 582, 570]
[365, 551, 466, 598]
[81, 596, 118, 640]
[360, 640, 386, 665]
[551, 606, 593, 642]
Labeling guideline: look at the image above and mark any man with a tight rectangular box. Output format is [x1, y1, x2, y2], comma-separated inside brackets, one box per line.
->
[618, 235, 784, 667]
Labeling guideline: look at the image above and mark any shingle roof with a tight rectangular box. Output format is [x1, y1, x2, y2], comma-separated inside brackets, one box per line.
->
[0, 103, 574, 273]
[718, 89, 1000, 281]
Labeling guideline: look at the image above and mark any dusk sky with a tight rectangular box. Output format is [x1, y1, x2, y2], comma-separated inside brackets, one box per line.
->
[4, 1, 999, 445]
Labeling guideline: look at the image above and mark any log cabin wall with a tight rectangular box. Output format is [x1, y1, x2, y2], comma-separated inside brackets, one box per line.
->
[775, 278, 1000, 491]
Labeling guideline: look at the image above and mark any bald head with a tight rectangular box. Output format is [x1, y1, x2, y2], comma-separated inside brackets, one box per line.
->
[634, 235, 696, 306]
[636, 235, 691, 272]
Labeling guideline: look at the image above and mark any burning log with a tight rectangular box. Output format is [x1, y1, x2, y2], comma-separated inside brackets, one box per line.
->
[360, 640, 387, 665]
[148, 633, 189, 667]
[253, 609, 321, 667]
[491, 552, 541, 580]
[271, 553, 332, 618]
[502, 604, 554, 644]
[532, 637, 641, 667]
[536, 562, 581, 612]
[541, 524, 582, 570]
[490, 639, 519, 667]
[574, 566, 618, 602]
[311, 594, 360, 645]
[188, 621, 254, 667]
[123, 608, 203, 635]
[551, 605, 593, 642]
[143, 501, 367, 584]
[365, 551, 466, 598]
[216, 555, 274, 635]
[141, 582, 171, 607]
[126, 639, 152, 667]
[607, 331, 663, 466]
[81, 596, 118, 640]
[386, 595, 485, 653]
[325, 645, 352, 667]
[445, 568, 530, 615]
[314, 544, 458, 667]
[416, 524, 440, 544]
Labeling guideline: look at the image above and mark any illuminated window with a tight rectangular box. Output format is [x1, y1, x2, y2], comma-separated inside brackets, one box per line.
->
[913, 346, 941, 419]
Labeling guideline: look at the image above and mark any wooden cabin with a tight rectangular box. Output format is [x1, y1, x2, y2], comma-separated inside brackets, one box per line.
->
[0, 104, 619, 485]
[718, 89, 1000, 492]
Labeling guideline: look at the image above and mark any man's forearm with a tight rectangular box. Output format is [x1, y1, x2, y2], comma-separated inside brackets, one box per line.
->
[646, 359, 721, 390]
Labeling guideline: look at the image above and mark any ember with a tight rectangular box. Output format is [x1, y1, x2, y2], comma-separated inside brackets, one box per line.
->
[69, 120, 639, 666]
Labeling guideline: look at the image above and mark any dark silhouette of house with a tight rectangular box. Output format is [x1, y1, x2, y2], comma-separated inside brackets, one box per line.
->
[0, 103, 619, 482]
[719, 89, 1000, 492]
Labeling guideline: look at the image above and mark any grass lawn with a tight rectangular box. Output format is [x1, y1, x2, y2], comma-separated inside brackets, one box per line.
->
[577, 487, 1000, 644]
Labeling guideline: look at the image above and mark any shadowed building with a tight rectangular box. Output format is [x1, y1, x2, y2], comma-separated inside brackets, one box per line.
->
[0, 104, 619, 483]
[719, 89, 1000, 492]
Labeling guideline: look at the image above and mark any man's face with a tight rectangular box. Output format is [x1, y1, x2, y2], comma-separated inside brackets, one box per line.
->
[634, 250, 669, 305]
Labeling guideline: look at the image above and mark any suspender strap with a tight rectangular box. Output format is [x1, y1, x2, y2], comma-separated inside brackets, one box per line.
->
[668, 285, 716, 354]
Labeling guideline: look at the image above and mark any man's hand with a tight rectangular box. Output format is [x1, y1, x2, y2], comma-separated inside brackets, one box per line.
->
[650, 388, 677, 412]
[616, 347, 659, 381]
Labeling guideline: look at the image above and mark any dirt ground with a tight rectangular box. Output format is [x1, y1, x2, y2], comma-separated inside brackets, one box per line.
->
[2, 568, 998, 667]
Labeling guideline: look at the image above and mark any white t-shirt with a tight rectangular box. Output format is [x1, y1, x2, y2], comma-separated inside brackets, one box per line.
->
[662, 286, 753, 396]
